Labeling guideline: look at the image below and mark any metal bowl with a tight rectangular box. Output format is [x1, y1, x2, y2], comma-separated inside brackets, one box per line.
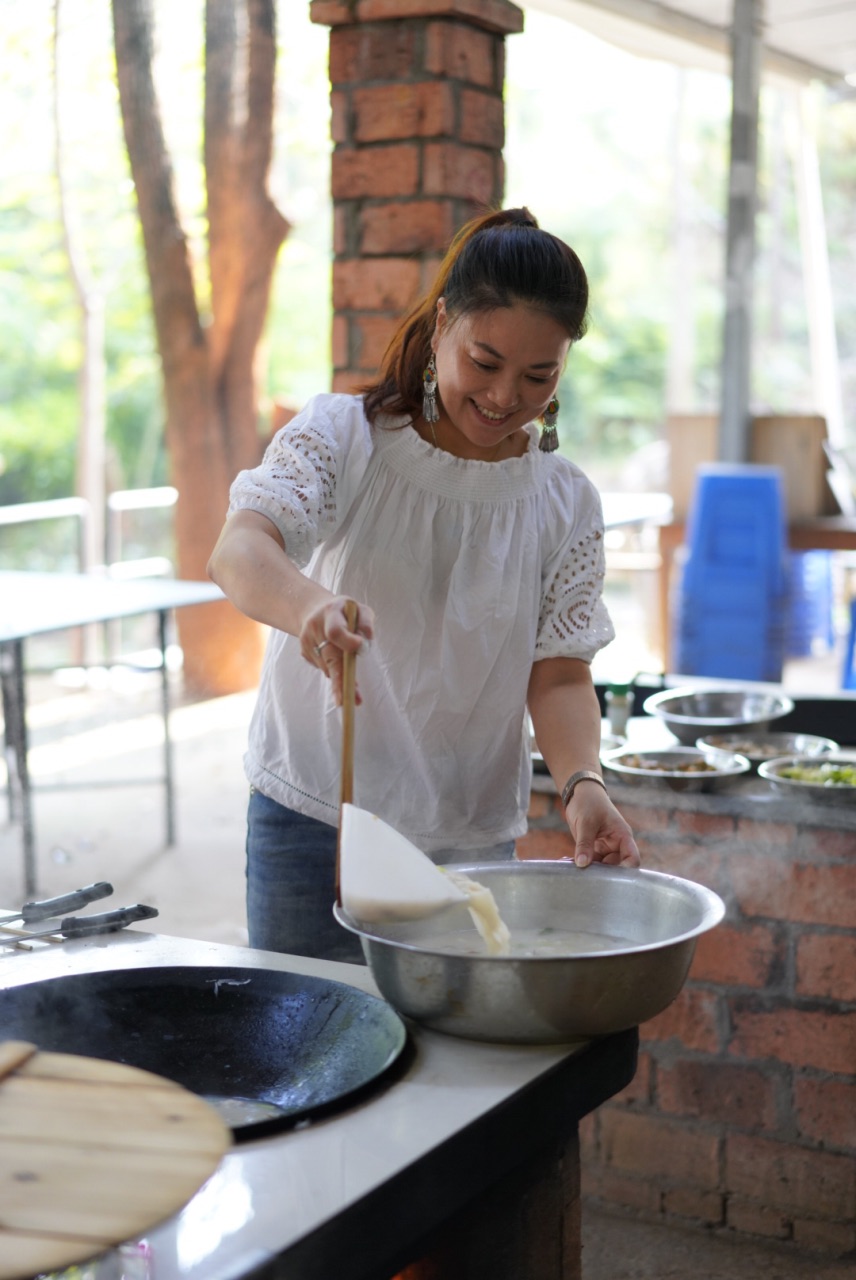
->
[643, 686, 794, 745]
[758, 753, 856, 805]
[695, 731, 838, 772]
[602, 745, 751, 791]
[334, 862, 725, 1044]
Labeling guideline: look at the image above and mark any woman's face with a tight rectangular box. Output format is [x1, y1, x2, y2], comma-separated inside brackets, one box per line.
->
[430, 300, 570, 460]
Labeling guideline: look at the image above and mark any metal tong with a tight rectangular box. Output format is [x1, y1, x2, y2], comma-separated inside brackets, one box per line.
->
[0, 882, 114, 926]
[0, 903, 159, 948]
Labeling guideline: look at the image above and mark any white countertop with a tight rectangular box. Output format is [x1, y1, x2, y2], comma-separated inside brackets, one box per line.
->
[0, 930, 636, 1280]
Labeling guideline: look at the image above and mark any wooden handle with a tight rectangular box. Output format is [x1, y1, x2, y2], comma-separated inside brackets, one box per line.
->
[0, 1041, 37, 1083]
[337, 599, 359, 904]
[340, 600, 358, 810]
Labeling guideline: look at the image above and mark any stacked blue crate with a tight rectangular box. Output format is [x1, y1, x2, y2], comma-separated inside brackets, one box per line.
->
[672, 464, 789, 681]
[785, 550, 835, 658]
[843, 600, 856, 690]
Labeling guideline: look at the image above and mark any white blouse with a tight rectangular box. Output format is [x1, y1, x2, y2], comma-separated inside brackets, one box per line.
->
[228, 393, 614, 854]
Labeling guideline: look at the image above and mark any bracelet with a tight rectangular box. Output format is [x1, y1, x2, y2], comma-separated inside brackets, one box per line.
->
[561, 770, 607, 808]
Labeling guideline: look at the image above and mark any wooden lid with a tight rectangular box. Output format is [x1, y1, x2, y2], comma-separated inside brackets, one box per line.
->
[0, 1040, 231, 1280]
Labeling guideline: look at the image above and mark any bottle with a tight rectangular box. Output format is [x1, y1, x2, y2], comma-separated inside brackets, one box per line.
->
[605, 681, 634, 737]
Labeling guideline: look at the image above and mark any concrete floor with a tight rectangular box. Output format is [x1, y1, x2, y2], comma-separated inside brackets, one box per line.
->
[1, 644, 852, 1279]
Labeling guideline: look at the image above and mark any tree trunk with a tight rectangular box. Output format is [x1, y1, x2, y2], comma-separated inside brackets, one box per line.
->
[111, 0, 289, 694]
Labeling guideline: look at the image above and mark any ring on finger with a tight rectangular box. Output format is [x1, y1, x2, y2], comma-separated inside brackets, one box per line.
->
[313, 640, 330, 657]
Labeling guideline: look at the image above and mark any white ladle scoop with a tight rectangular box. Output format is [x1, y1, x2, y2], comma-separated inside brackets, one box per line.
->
[339, 802, 469, 923]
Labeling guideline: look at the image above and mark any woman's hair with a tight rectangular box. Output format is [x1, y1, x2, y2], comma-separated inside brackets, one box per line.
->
[362, 207, 589, 423]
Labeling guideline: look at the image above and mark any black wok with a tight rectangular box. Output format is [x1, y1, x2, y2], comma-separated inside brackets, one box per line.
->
[0, 965, 408, 1140]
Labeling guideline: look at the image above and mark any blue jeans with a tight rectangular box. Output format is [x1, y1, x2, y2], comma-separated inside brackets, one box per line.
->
[246, 788, 516, 963]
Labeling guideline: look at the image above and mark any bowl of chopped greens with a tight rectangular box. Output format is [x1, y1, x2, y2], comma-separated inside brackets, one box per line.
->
[758, 753, 856, 804]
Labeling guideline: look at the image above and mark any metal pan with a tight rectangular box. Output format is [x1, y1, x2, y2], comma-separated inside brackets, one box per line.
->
[0, 965, 408, 1140]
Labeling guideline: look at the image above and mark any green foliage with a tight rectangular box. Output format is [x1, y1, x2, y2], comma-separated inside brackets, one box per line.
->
[0, 190, 78, 501]
[506, 11, 856, 479]
[2, 0, 855, 525]
[0, 0, 163, 509]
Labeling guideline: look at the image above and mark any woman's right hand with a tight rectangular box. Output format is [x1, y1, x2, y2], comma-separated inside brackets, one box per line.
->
[301, 595, 375, 706]
[209, 512, 375, 705]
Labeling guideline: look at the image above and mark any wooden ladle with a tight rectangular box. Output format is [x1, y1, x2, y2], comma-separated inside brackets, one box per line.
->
[335, 601, 468, 923]
[335, 600, 359, 906]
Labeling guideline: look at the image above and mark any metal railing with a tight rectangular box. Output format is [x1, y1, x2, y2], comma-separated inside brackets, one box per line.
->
[0, 489, 178, 576]
[0, 490, 179, 666]
[0, 497, 91, 572]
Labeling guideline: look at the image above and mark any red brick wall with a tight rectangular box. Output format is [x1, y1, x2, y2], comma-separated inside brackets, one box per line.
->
[521, 786, 856, 1258]
[310, 0, 523, 391]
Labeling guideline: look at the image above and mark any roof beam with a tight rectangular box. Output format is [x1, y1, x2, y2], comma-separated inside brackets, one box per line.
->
[719, 0, 762, 462]
[524, 0, 847, 84]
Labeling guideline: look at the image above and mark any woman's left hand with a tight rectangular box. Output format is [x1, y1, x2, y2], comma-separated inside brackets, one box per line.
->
[563, 783, 640, 868]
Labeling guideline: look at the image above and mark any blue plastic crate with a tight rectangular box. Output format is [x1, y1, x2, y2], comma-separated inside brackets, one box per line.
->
[671, 465, 789, 680]
[680, 464, 788, 597]
[673, 626, 785, 681]
[785, 550, 835, 657]
[843, 600, 856, 690]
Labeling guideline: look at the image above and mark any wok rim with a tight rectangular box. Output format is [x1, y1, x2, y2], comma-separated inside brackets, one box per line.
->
[333, 863, 726, 961]
[0, 964, 410, 1140]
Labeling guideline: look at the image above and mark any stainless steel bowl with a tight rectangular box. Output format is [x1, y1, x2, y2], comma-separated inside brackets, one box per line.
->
[602, 745, 751, 792]
[643, 686, 794, 746]
[758, 752, 856, 804]
[334, 862, 725, 1044]
[695, 731, 838, 772]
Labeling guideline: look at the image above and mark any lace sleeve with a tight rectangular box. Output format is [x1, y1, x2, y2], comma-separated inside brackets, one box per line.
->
[536, 526, 615, 661]
[535, 465, 616, 662]
[227, 395, 370, 568]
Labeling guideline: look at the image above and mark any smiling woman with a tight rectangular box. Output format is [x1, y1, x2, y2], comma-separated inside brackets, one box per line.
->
[207, 206, 641, 962]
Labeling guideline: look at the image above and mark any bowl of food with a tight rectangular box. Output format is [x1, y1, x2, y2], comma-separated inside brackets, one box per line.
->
[757, 753, 856, 804]
[642, 686, 794, 746]
[695, 731, 838, 772]
[334, 862, 725, 1043]
[601, 745, 751, 792]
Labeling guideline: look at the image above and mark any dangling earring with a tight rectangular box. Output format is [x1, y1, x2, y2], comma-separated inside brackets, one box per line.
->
[422, 353, 439, 426]
[539, 397, 559, 452]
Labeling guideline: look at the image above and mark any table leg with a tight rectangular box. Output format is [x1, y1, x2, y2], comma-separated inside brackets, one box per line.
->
[158, 611, 175, 846]
[1, 640, 37, 896]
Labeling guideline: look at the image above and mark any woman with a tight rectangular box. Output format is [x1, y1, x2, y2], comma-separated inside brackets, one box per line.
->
[208, 206, 640, 961]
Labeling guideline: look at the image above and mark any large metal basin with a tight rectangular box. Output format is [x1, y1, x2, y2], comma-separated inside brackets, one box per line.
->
[334, 862, 724, 1044]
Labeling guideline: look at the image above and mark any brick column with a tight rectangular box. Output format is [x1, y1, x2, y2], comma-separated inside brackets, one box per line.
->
[310, 0, 524, 392]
